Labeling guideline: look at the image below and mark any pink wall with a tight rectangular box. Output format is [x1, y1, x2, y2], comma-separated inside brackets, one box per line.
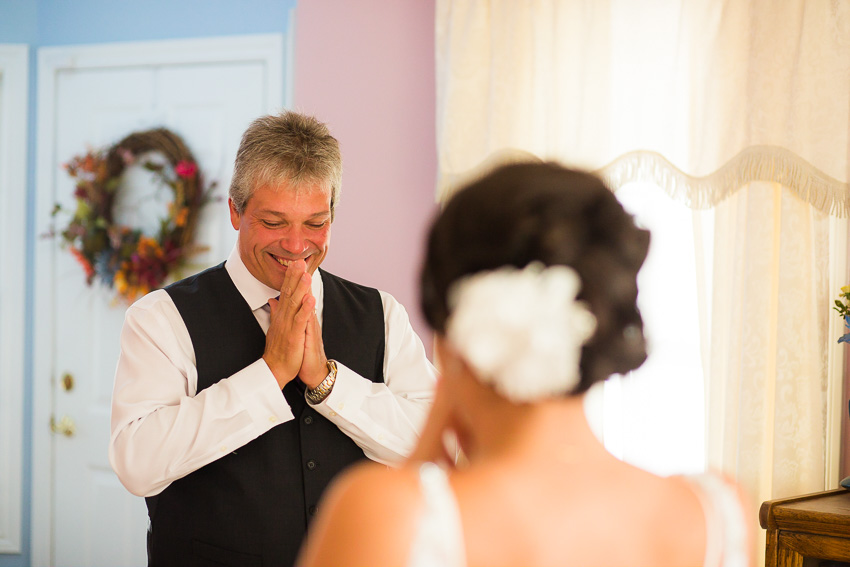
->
[293, 0, 438, 355]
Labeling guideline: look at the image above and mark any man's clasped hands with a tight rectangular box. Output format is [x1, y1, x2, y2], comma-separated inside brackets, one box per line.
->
[263, 259, 329, 391]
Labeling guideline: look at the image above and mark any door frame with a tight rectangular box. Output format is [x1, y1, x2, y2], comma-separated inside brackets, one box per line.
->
[0, 43, 29, 555]
[32, 34, 286, 566]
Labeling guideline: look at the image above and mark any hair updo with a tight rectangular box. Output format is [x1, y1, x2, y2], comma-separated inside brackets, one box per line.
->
[420, 162, 651, 394]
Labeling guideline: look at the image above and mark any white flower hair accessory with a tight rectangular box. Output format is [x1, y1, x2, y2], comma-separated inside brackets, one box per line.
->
[445, 262, 597, 403]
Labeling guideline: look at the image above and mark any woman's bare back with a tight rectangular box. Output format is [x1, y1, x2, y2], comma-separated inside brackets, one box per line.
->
[449, 454, 709, 566]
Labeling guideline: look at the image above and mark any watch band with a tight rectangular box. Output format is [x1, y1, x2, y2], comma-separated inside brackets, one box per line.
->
[306, 360, 337, 405]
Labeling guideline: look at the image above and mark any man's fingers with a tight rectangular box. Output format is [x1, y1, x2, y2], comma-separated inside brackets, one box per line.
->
[263, 260, 312, 388]
[267, 296, 279, 315]
[271, 271, 311, 323]
[304, 307, 320, 336]
[280, 265, 311, 319]
[299, 309, 329, 389]
[280, 259, 308, 295]
[294, 293, 316, 324]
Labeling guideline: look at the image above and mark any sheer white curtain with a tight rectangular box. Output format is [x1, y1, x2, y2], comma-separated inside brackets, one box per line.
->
[436, 0, 850, 535]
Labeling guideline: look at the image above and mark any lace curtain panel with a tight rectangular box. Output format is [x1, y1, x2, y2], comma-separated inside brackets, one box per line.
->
[436, 1, 848, 199]
[436, 0, 850, 547]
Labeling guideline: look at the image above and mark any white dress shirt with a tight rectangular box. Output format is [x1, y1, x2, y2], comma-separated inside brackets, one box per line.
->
[109, 246, 437, 497]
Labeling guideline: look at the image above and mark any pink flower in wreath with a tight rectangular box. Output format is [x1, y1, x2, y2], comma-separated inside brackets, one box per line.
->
[117, 147, 136, 166]
[175, 160, 198, 179]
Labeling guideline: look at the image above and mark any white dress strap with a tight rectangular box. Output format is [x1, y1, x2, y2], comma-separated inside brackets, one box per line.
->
[683, 473, 749, 567]
[407, 462, 466, 567]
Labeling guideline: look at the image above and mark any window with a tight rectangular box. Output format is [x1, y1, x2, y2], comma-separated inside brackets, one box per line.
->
[601, 181, 712, 476]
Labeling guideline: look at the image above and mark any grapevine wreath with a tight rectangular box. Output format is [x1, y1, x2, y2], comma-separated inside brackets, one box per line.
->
[52, 128, 214, 303]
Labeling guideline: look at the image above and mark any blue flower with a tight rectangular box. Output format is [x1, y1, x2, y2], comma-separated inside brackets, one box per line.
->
[94, 249, 119, 285]
[839, 315, 850, 343]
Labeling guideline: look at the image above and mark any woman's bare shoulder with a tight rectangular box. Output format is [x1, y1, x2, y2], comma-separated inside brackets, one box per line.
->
[296, 462, 425, 567]
[326, 462, 422, 517]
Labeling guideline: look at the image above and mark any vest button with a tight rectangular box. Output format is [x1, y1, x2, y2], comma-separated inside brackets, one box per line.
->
[308, 505, 318, 516]
[304, 415, 313, 425]
[306, 459, 317, 470]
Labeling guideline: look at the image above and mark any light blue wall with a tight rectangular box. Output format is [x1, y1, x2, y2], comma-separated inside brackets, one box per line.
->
[0, 1, 37, 43]
[1, 4, 38, 567]
[0, 2, 296, 565]
[35, 0, 295, 45]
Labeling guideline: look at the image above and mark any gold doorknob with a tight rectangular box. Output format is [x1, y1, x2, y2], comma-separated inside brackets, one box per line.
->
[50, 415, 76, 437]
[60, 373, 74, 392]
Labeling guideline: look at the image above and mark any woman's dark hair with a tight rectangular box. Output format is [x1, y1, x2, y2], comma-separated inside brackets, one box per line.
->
[420, 162, 651, 393]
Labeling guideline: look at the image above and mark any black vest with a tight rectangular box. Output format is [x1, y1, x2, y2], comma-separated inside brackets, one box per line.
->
[146, 264, 385, 567]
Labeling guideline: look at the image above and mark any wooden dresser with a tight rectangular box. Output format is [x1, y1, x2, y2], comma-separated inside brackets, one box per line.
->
[760, 488, 850, 567]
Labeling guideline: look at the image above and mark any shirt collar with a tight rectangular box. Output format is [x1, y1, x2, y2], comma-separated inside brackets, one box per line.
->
[224, 244, 324, 316]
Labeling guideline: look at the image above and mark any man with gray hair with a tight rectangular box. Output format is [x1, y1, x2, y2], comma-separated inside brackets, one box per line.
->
[109, 111, 437, 566]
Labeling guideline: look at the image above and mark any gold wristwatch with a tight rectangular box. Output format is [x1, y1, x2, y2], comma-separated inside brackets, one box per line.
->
[306, 360, 337, 405]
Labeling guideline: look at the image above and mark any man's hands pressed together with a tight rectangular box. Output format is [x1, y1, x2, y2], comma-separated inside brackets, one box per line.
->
[301, 307, 330, 389]
[262, 259, 330, 391]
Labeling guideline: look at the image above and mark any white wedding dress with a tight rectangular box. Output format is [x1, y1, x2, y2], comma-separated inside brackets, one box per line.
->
[407, 462, 466, 567]
[407, 462, 748, 567]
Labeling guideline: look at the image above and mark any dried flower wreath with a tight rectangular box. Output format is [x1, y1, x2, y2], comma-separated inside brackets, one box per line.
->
[51, 128, 215, 302]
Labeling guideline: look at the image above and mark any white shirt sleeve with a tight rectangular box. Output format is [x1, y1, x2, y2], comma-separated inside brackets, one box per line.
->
[308, 291, 438, 466]
[108, 290, 294, 497]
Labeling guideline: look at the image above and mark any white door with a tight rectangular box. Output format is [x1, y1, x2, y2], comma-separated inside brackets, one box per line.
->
[33, 35, 285, 567]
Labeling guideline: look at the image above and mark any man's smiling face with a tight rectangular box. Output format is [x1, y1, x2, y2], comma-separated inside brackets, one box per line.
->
[230, 179, 332, 291]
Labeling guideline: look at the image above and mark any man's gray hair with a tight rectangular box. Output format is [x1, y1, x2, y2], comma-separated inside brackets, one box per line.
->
[229, 111, 342, 219]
